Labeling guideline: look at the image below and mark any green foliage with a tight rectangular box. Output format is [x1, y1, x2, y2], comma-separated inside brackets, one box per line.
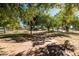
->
[1, 3, 79, 33]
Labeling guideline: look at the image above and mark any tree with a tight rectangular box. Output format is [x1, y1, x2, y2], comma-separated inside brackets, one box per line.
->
[0, 4, 22, 33]
[59, 3, 79, 32]
[23, 3, 57, 34]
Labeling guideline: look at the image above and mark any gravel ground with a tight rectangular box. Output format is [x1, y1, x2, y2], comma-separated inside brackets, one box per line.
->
[0, 30, 79, 56]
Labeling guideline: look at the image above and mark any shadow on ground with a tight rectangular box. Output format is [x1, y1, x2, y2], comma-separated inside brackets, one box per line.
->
[0, 31, 71, 43]
[0, 31, 76, 43]
[26, 40, 76, 56]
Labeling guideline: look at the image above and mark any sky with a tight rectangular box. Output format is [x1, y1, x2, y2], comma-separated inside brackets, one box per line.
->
[23, 4, 60, 16]
[75, 11, 79, 16]
[49, 8, 60, 16]
[20, 21, 24, 28]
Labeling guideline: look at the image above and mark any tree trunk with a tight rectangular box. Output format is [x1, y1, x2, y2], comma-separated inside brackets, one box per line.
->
[29, 21, 33, 35]
[47, 26, 50, 32]
[3, 27, 6, 33]
[30, 26, 32, 35]
[65, 26, 69, 32]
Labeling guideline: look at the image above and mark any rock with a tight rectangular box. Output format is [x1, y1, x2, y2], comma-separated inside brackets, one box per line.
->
[33, 41, 44, 47]
[27, 40, 76, 56]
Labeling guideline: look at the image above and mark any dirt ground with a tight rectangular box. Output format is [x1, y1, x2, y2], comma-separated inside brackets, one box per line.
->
[0, 30, 79, 56]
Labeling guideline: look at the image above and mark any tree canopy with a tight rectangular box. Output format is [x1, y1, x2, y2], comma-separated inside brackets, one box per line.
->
[0, 3, 79, 34]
